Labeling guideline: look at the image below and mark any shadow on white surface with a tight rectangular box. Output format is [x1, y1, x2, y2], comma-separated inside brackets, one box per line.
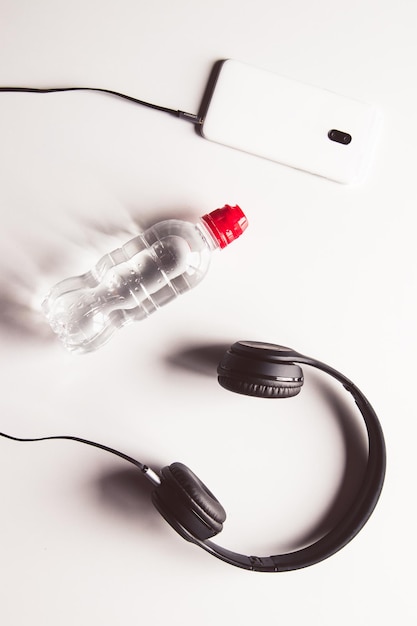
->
[0, 275, 51, 342]
[97, 466, 162, 531]
[164, 342, 230, 376]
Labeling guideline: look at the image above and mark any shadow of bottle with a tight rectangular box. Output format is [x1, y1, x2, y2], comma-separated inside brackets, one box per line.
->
[0, 205, 193, 344]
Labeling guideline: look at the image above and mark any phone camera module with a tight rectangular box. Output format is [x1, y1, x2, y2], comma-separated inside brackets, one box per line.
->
[328, 129, 352, 145]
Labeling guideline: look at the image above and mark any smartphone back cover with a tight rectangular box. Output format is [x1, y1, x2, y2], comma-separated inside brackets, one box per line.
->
[200, 60, 381, 184]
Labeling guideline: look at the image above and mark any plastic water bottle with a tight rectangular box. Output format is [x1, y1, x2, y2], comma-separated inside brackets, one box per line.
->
[42, 204, 248, 353]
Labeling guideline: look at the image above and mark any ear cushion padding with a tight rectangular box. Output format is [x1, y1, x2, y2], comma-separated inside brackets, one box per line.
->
[167, 463, 226, 525]
[218, 375, 302, 398]
[154, 463, 226, 539]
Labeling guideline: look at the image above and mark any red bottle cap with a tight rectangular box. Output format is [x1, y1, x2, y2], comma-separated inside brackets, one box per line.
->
[201, 205, 248, 249]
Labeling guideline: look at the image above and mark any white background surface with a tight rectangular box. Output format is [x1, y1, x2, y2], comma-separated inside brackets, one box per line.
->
[0, 1, 415, 624]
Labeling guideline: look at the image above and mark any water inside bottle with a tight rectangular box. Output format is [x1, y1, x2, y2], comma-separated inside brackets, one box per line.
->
[42, 235, 191, 352]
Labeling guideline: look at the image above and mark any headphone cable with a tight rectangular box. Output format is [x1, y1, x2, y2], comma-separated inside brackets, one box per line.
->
[0, 431, 161, 485]
[0, 86, 203, 125]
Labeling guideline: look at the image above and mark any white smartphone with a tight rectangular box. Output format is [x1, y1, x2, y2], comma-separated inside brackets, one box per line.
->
[199, 59, 381, 184]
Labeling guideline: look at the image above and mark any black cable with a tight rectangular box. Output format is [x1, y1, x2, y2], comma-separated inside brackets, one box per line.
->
[0, 86, 203, 124]
[0, 431, 148, 473]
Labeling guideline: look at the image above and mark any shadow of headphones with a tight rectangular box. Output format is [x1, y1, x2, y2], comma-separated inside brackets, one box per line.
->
[0, 341, 386, 572]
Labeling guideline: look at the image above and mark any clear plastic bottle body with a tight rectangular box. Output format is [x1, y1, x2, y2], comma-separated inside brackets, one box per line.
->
[42, 219, 217, 353]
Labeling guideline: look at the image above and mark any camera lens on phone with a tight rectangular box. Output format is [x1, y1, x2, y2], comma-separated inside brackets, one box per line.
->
[328, 129, 352, 145]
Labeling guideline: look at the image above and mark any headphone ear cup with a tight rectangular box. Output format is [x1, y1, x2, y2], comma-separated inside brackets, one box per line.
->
[218, 375, 302, 398]
[217, 341, 304, 399]
[152, 463, 226, 541]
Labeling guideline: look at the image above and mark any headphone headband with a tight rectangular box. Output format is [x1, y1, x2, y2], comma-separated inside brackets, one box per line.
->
[186, 341, 386, 571]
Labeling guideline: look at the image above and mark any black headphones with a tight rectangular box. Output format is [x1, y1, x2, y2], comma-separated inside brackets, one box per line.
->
[0, 341, 386, 573]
